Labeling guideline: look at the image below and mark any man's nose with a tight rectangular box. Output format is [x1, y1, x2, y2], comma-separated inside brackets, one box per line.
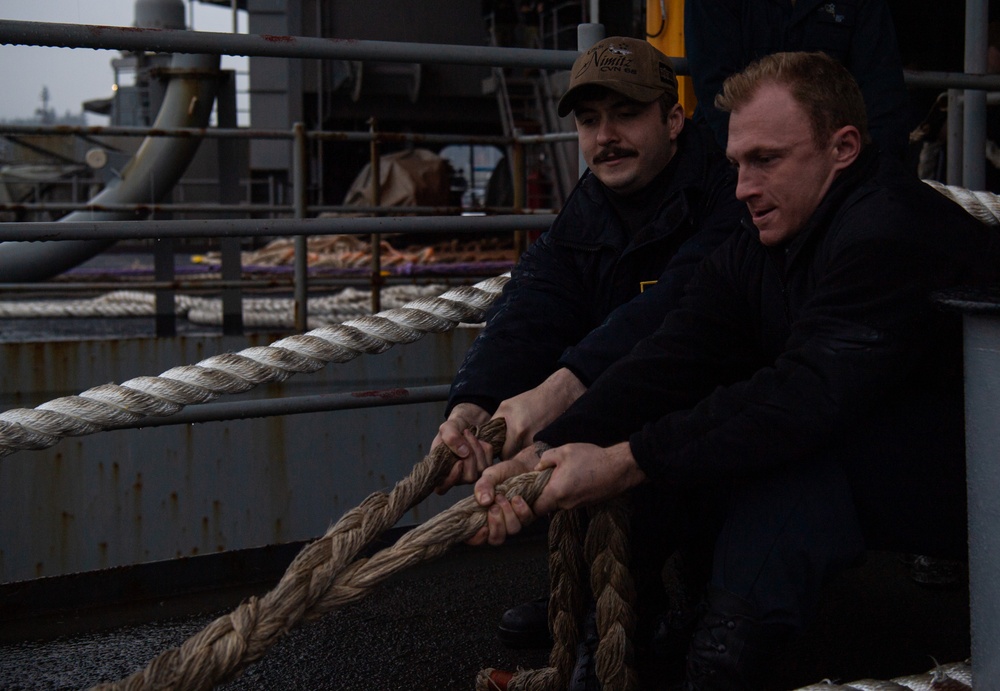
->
[596, 117, 618, 144]
[735, 169, 759, 201]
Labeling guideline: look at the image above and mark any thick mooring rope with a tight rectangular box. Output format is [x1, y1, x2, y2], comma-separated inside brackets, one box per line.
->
[0, 273, 509, 458]
[89, 419, 558, 691]
[924, 179, 1000, 227]
[0, 284, 450, 329]
[793, 659, 972, 690]
[476, 498, 638, 691]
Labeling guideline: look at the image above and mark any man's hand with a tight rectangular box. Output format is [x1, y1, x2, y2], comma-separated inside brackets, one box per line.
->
[467, 441, 646, 547]
[467, 445, 542, 546]
[494, 368, 586, 459]
[432, 403, 492, 494]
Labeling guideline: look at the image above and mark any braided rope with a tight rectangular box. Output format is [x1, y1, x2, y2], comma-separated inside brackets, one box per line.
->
[477, 500, 638, 691]
[923, 179, 1000, 227]
[0, 284, 449, 328]
[587, 498, 639, 691]
[0, 273, 510, 458]
[89, 419, 544, 691]
[793, 659, 972, 689]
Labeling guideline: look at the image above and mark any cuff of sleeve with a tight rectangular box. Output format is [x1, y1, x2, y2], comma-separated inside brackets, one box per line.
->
[557, 348, 604, 388]
[628, 431, 666, 483]
[445, 395, 499, 418]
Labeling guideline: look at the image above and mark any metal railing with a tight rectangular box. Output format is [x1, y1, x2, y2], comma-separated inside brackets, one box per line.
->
[2, 17, 997, 329]
[0, 119, 568, 334]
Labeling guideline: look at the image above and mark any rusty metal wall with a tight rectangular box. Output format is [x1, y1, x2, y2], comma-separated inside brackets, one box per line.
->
[0, 327, 480, 584]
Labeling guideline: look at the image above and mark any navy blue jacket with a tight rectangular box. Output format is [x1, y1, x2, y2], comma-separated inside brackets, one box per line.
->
[685, 0, 910, 160]
[538, 149, 1000, 555]
[447, 121, 744, 415]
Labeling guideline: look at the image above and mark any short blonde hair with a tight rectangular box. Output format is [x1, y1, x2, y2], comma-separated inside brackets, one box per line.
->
[715, 51, 871, 147]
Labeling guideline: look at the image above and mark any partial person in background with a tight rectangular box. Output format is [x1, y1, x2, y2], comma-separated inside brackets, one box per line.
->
[684, 0, 911, 161]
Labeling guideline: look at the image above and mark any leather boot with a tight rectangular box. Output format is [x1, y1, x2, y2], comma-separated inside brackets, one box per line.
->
[497, 594, 552, 649]
[682, 586, 791, 691]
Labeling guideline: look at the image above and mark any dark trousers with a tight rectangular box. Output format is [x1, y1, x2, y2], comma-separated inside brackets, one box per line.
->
[709, 457, 866, 630]
[632, 422, 968, 631]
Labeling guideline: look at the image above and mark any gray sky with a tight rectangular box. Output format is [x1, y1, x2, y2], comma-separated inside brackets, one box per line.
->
[0, 0, 246, 123]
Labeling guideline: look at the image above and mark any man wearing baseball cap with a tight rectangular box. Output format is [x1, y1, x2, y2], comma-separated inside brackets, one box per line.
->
[433, 36, 743, 677]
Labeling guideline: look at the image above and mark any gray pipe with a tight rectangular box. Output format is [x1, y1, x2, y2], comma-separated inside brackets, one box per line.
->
[961, 311, 1000, 688]
[0, 0, 219, 282]
[0, 52, 220, 281]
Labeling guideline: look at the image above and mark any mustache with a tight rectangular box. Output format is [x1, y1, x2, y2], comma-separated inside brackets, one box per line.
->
[593, 146, 638, 163]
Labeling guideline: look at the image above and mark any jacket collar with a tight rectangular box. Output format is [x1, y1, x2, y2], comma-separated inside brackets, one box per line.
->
[781, 145, 880, 265]
[742, 145, 879, 265]
[564, 120, 721, 248]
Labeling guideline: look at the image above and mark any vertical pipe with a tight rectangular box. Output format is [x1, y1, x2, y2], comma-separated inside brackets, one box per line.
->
[153, 237, 176, 337]
[947, 90, 964, 186]
[369, 119, 383, 314]
[512, 130, 527, 257]
[961, 311, 1000, 688]
[963, 0, 988, 190]
[217, 70, 243, 336]
[292, 121, 308, 332]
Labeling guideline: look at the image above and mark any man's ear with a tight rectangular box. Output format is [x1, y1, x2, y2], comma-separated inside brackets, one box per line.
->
[831, 126, 862, 171]
[668, 101, 685, 140]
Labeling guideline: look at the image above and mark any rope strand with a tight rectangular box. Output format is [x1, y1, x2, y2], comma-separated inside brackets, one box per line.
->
[0, 273, 509, 458]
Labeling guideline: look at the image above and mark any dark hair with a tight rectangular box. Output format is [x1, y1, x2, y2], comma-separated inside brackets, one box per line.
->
[715, 51, 870, 146]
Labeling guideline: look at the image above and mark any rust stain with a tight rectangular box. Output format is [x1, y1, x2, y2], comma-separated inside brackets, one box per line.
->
[60, 511, 74, 565]
[262, 34, 295, 43]
[87, 24, 151, 36]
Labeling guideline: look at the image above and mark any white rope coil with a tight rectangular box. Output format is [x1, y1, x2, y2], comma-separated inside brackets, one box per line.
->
[0, 273, 511, 458]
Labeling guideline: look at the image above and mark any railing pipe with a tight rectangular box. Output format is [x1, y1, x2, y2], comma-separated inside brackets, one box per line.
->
[0, 202, 556, 215]
[112, 384, 451, 429]
[0, 19, 583, 70]
[964, 0, 989, 191]
[511, 130, 527, 257]
[948, 89, 965, 186]
[369, 118, 383, 314]
[937, 290, 1000, 690]
[0, 214, 556, 242]
[0, 122, 577, 146]
[292, 122, 309, 332]
[6, 19, 1000, 95]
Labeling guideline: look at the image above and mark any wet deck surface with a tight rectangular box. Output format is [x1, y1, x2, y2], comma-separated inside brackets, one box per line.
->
[0, 530, 970, 691]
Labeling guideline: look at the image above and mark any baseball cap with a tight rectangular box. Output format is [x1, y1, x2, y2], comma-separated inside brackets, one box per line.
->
[557, 36, 679, 117]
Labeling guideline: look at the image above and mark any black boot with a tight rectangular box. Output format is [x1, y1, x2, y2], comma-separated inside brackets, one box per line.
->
[497, 594, 552, 649]
[683, 586, 791, 691]
[643, 599, 700, 688]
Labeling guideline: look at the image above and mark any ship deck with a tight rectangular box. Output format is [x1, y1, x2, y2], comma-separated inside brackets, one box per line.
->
[0, 527, 970, 690]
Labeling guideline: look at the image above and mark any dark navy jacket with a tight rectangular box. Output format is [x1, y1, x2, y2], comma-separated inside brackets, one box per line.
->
[446, 121, 744, 416]
[685, 0, 910, 159]
[538, 149, 1000, 555]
